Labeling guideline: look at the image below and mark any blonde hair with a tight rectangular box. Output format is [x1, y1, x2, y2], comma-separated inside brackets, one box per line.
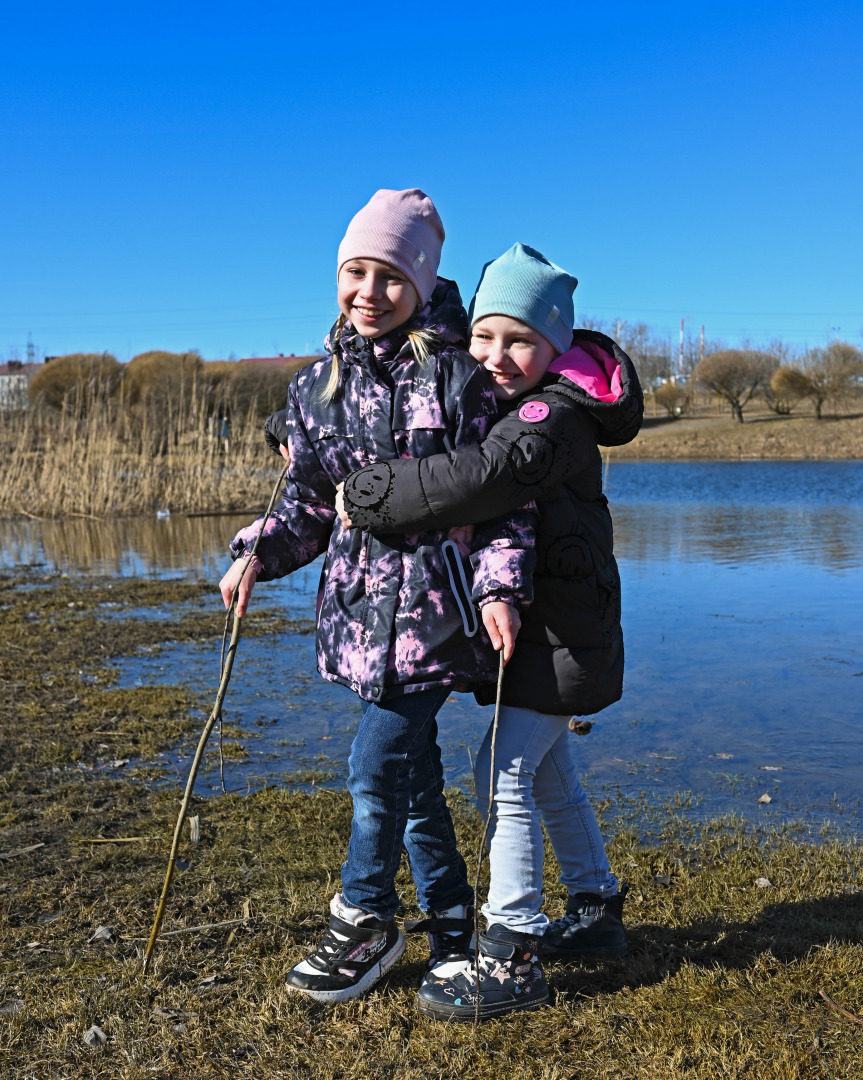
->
[319, 313, 437, 403]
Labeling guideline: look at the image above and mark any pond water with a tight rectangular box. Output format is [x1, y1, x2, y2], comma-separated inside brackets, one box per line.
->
[3, 461, 862, 830]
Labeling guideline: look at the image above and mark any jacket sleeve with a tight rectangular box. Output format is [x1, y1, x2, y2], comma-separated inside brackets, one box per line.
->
[469, 508, 536, 609]
[230, 379, 336, 580]
[440, 355, 536, 609]
[342, 389, 597, 533]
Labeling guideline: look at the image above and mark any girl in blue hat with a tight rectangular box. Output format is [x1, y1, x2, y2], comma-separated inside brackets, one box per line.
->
[334, 242, 644, 1020]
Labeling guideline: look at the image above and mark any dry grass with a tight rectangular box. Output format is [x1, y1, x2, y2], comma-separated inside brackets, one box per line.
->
[2, 572, 863, 1079]
[3, 387, 862, 522]
[0, 388, 278, 520]
[615, 397, 863, 461]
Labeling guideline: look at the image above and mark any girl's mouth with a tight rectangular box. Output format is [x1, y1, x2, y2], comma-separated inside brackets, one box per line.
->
[354, 306, 388, 320]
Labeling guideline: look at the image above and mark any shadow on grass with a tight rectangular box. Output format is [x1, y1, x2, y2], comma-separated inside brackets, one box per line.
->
[550, 891, 863, 1000]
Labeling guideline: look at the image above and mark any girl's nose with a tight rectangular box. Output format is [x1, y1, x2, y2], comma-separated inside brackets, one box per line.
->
[488, 340, 507, 366]
[360, 273, 385, 299]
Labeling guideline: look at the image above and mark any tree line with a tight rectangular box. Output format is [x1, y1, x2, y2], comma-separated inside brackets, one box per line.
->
[26, 350, 310, 425]
[21, 334, 863, 433]
[582, 318, 863, 422]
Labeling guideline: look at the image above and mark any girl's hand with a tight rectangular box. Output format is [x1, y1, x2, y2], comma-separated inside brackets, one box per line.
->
[219, 557, 260, 617]
[335, 483, 355, 529]
[481, 602, 521, 664]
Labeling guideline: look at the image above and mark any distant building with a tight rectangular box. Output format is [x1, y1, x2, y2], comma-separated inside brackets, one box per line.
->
[0, 361, 40, 411]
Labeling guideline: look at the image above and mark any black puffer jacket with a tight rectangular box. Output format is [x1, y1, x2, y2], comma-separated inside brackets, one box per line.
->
[338, 330, 644, 716]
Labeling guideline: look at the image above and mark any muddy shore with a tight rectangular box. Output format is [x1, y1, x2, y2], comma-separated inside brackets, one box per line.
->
[2, 569, 862, 1077]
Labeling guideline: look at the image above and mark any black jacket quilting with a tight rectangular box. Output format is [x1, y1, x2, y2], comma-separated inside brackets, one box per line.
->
[339, 330, 644, 716]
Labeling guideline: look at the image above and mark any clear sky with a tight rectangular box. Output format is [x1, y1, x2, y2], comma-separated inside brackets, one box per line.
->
[2, 1, 861, 363]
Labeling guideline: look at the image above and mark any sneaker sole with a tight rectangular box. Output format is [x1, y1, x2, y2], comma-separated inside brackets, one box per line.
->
[285, 930, 406, 1003]
[417, 987, 550, 1022]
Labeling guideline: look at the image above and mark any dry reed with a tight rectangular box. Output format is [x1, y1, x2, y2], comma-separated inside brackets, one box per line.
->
[0, 378, 278, 519]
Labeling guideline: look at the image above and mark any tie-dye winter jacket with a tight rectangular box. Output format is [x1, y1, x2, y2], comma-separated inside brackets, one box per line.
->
[230, 278, 536, 704]
[337, 330, 644, 716]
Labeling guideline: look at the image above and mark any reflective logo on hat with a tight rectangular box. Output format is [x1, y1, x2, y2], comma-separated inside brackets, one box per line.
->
[518, 401, 549, 423]
[545, 305, 559, 326]
[413, 251, 426, 269]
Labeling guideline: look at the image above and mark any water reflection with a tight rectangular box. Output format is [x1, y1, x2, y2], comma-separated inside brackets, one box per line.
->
[3, 462, 862, 829]
[3, 462, 861, 577]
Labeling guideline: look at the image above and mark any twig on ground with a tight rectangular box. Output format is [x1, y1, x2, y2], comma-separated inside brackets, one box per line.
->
[71, 837, 159, 844]
[129, 916, 253, 941]
[0, 843, 45, 860]
[819, 987, 863, 1027]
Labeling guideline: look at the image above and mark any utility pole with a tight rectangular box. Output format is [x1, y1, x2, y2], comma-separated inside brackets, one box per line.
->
[615, 319, 621, 343]
[700, 324, 705, 365]
[679, 319, 684, 380]
[26, 333, 35, 364]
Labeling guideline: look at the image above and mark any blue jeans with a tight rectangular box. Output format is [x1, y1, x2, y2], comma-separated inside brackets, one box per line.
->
[340, 686, 474, 921]
[475, 704, 618, 934]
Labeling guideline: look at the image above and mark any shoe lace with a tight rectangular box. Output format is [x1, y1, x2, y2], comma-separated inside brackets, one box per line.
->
[553, 910, 582, 931]
[306, 926, 356, 973]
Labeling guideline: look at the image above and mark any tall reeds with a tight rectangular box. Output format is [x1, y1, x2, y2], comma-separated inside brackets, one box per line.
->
[0, 375, 278, 519]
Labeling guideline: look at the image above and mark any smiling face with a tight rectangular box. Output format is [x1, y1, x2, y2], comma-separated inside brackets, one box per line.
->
[469, 315, 558, 400]
[337, 258, 419, 339]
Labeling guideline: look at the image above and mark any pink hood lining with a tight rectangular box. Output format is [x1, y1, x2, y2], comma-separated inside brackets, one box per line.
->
[548, 341, 622, 402]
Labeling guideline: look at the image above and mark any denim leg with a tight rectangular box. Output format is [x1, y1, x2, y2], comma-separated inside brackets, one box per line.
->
[475, 705, 616, 935]
[403, 717, 473, 914]
[536, 728, 618, 899]
[341, 687, 469, 921]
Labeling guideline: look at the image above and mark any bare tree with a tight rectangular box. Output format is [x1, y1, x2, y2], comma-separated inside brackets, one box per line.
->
[693, 350, 777, 422]
[800, 342, 863, 419]
[767, 366, 813, 415]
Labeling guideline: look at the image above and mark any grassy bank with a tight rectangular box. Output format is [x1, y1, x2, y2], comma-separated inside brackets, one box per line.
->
[2, 573, 863, 1079]
[613, 401, 863, 461]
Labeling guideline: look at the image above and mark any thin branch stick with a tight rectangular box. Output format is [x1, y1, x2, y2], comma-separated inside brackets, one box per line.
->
[129, 917, 252, 941]
[142, 462, 289, 976]
[473, 649, 506, 1028]
[0, 842, 46, 859]
[819, 987, 863, 1027]
[72, 836, 159, 844]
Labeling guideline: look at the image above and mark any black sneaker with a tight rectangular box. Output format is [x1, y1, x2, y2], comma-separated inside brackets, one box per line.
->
[404, 903, 474, 971]
[285, 895, 405, 1003]
[416, 923, 549, 1021]
[542, 884, 629, 961]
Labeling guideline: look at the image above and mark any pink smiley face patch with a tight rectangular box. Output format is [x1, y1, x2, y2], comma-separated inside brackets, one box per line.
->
[518, 400, 549, 423]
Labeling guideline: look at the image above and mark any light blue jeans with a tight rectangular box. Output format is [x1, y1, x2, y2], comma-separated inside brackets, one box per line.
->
[474, 704, 618, 935]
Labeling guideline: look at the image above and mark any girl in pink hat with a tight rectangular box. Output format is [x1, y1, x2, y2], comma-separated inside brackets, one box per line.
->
[219, 189, 535, 1002]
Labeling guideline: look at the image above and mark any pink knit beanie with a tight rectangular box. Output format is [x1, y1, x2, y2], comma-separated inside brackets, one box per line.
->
[337, 188, 444, 305]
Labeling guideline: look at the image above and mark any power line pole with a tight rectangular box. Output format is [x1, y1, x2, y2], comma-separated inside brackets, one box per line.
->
[679, 319, 684, 379]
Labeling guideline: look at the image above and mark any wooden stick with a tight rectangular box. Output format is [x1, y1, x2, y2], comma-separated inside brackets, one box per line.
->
[142, 462, 288, 976]
[72, 836, 159, 844]
[0, 842, 45, 860]
[130, 916, 252, 941]
[819, 987, 863, 1027]
[473, 650, 506, 1028]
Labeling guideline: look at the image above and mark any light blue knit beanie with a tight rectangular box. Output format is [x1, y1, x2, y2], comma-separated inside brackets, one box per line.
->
[468, 242, 578, 355]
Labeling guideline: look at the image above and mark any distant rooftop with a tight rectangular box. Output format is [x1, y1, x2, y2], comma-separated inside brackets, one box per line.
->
[0, 362, 40, 377]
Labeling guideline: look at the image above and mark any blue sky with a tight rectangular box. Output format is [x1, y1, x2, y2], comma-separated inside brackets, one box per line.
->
[2, 1, 861, 362]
